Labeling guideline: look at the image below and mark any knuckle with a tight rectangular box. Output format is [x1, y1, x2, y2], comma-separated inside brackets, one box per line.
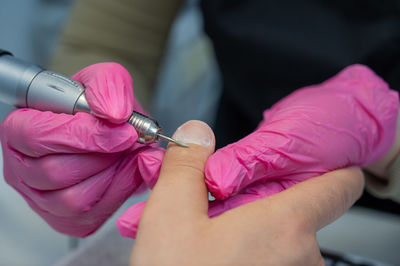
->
[104, 62, 129, 76]
[60, 191, 93, 215]
[38, 156, 66, 183]
[164, 148, 209, 177]
[168, 158, 206, 177]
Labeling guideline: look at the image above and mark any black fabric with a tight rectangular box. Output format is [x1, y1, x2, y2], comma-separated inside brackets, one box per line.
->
[201, 0, 400, 213]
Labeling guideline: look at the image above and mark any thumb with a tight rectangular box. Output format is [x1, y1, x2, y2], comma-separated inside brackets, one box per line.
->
[141, 120, 215, 224]
[72, 63, 134, 124]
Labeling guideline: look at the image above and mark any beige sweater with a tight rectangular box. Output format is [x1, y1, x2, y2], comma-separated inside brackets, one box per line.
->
[49, 0, 183, 109]
[49, 0, 400, 203]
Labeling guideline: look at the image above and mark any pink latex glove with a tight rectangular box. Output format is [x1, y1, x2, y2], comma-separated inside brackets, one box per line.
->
[117, 64, 399, 238]
[0, 63, 163, 237]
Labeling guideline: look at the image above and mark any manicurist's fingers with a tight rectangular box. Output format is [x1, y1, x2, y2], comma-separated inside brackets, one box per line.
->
[1, 109, 137, 157]
[142, 120, 215, 223]
[72, 63, 134, 124]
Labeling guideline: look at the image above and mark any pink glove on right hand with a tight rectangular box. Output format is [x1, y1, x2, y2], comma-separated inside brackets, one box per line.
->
[0, 63, 163, 237]
[205, 64, 399, 216]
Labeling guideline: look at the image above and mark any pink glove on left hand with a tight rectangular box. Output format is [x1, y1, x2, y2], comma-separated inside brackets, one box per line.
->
[117, 64, 398, 238]
[0, 63, 163, 237]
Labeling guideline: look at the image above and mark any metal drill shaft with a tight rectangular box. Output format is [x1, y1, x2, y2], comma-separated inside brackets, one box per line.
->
[128, 111, 188, 147]
[157, 133, 189, 147]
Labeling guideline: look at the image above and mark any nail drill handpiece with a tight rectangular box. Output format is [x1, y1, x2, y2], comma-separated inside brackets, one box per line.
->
[0, 49, 187, 147]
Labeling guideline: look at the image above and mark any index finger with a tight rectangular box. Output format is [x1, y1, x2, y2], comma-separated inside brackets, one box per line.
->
[1, 109, 137, 157]
[229, 167, 364, 232]
[274, 167, 364, 231]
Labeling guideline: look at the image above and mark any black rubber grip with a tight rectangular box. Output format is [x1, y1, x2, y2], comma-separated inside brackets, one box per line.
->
[0, 49, 12, 56]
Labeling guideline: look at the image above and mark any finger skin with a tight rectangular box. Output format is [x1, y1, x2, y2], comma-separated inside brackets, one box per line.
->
[116, 139, 214, 239]
[115, 180, 287, 239]
[284, 167, 365, 231]
[225, 167, 365, 233]
[133, 121, 215, 248]
[116, 178, 301, 239]
[143, 121, 215, 222]
[208, 178, 297, 218]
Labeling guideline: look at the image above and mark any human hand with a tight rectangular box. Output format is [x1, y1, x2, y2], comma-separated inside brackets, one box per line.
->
[116, 64, 398, 237]
[0, 63, 163, 237]
[204, 64, 398, 215]
[130, 120, 364, 266]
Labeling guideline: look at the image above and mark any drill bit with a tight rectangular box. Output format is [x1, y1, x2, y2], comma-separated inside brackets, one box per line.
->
[157, 133, 189, 147]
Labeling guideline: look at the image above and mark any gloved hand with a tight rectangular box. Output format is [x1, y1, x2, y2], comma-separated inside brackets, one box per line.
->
[205, 64, 398, 215]
[0, 63, 163, 237]
[116, 64, 399, 238]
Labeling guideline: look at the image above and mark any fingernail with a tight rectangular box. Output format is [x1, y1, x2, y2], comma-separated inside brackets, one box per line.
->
[173, 120, 214, 147]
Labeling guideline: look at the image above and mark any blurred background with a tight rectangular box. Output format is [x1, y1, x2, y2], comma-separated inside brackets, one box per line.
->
[0, 0, 399, 265]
